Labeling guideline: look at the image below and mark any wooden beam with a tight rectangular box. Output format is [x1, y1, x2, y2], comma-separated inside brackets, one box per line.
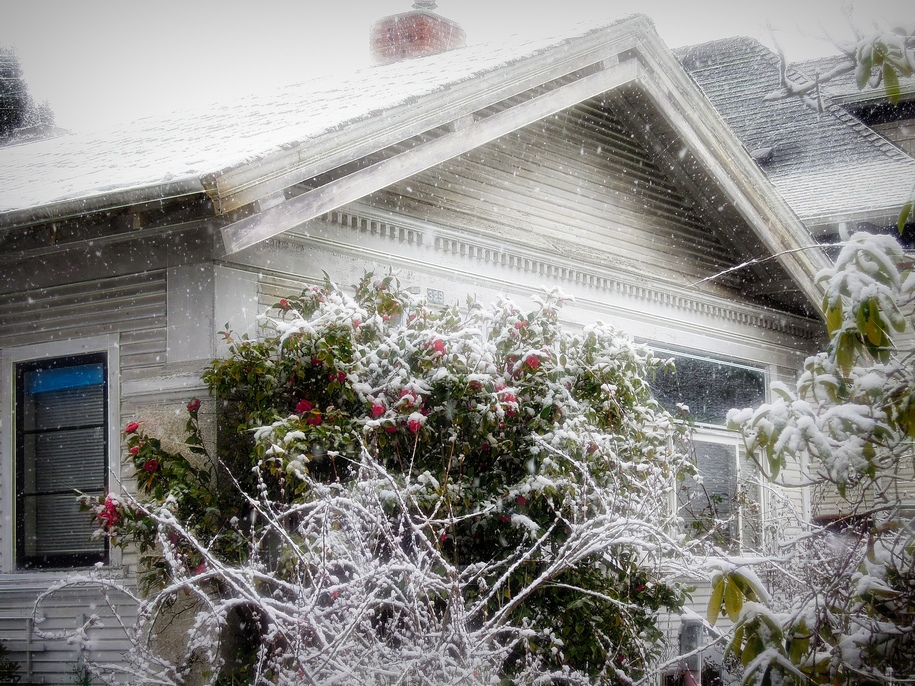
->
[219, 58, 639, 256]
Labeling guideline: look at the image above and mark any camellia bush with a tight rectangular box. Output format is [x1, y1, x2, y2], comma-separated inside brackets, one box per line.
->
[67, 274, 696, 685]
[715, 232, 915, 686]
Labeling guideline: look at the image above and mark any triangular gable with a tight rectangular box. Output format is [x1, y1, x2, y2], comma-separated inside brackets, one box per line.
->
[0, 15, 829, 314]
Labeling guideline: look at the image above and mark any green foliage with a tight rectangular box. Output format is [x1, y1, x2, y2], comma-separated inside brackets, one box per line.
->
[93, 273, 693, 683]
[722, 232, 915, 686]
[0, 640, 21, 685]
[0, 47, 53, 138]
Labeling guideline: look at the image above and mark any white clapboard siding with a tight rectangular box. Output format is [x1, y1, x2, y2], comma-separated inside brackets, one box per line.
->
[362, 95, 745, 289]
[258, 273, 313, 313]
[0, 270, 166, 683]
[0, 583, 138, 684]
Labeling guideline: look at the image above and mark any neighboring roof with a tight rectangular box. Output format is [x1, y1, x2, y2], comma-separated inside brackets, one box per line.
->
[679, 38, 915, 232]
[792, 53, 915, 104]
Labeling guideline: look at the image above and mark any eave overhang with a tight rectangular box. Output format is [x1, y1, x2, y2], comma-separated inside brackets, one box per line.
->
[208, 15, 829, 313]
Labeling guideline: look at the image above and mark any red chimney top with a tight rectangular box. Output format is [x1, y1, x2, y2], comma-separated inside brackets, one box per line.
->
[371, 2, 466, 65]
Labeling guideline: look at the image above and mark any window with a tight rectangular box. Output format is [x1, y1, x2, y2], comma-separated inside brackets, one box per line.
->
[14, 353, 109, 569]
[651, 350, 766, 427]
[651, 349, 767, 550]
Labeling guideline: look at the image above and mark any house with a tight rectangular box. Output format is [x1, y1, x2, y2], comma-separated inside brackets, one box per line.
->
[678, 37, 915, 530]
[678, 37, 915, 243]
[0, 8, 833, 683]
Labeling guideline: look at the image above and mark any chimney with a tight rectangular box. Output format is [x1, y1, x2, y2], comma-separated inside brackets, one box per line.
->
[371, 2, 466, 65]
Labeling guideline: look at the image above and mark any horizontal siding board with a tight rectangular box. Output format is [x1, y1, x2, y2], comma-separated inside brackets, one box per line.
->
[361, 96, 741, 284]
[1, 270, 161, 682]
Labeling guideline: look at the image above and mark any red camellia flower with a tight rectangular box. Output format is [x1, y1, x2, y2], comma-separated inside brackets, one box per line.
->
[383, 424, 397, 434]
[124, 422, 139, 434]
[516, 495, 527, 506]
[431, 339, 446, 354]
[97, 494, 121, 530]
[279, 299, 289, 310]
[296, 399, 314, 414]
[307, 414, 323, 426]
[143, 460, 159, 473]
[129, 446, 139, 455]
[499, 390, 518, 417]
[514, 320, 527, 330]
[311, 356, 321, 367]
[187, 398, 201, 413]
[525, 354, 540, 370]
[371, 403, 385, 418]
[408, 414, 424, 433]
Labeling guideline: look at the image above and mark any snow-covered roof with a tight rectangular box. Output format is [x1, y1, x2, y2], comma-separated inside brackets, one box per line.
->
[679, 38, 915, 230]
[792, 53, 915, 103]
[0, 17, 632, 217]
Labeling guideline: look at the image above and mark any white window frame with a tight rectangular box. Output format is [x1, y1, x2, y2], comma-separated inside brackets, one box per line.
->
[0, 335, 121, 576]
[650, 347, 770, 553]
[688, 427, 768, 553]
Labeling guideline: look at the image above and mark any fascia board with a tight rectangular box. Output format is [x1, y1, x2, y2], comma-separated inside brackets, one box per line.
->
[0, 178, 205, 232]
[632, 31, 830, 313]
[203, 17, 650, 215]
[218, 56, 641, 255]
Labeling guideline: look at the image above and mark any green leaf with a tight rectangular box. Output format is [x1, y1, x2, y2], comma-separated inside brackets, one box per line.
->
[884, 63, 901, 104]
[899, 202, 913, 235]
[724, 577, 743, 622]
[855, 47, 873, 90]
[707, 576, 725, 625]
[825, 301, 843, 337]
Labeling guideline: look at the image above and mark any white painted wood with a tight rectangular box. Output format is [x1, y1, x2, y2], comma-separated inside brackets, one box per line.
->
[219, 59, 640, 255]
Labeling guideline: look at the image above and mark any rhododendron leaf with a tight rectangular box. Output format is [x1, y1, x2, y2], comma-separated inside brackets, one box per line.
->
[707, 576, 725, 625]
[724, 578, 743, 622]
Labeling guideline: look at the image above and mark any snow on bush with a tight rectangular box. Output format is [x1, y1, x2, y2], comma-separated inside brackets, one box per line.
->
[62, 274, 696, 684]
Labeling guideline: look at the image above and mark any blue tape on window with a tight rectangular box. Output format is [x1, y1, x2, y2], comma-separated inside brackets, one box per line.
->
[25, 363, 105, 394]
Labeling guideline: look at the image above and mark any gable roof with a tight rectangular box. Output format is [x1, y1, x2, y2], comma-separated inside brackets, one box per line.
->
[678, 37, 915, 235]
[0, 15, 829, 314]
[792, 53, 915, 104]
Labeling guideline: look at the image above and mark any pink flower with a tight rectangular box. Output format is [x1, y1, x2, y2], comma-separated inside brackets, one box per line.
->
[371, 403, 385, 418]
[124, 422, 139, 434]
[279, 299, 290, 310]
[194, 561, 207, 576]
[353, 318, 361, 329]
[383, 424, 397, 434]
[143, 460, 159, 473]
[525, 354, 540, 370]
[187, 398, 201, 413]
[498, 514, 511, 524]
[296, 399, 314, 414]
[431, 339, 446, 354]
[399, 388, 420, 408]
[516, 495, 527, 506]
[311, 356, 321, 367]
[514, 320, 527, 329]
[129, 446, 139, 455]
[407, 412, 424, 433]
[97, 495, 121, 530]
[337, 371, 347, 383]
[499, 390, 518, 417]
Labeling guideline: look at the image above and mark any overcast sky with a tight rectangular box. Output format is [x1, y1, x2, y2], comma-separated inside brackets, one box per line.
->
[0, 0, 910, 132]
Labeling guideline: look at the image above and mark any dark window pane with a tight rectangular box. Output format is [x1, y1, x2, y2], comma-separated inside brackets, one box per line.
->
[652, 352, 765, 426]
[16, 354, 108, 569]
